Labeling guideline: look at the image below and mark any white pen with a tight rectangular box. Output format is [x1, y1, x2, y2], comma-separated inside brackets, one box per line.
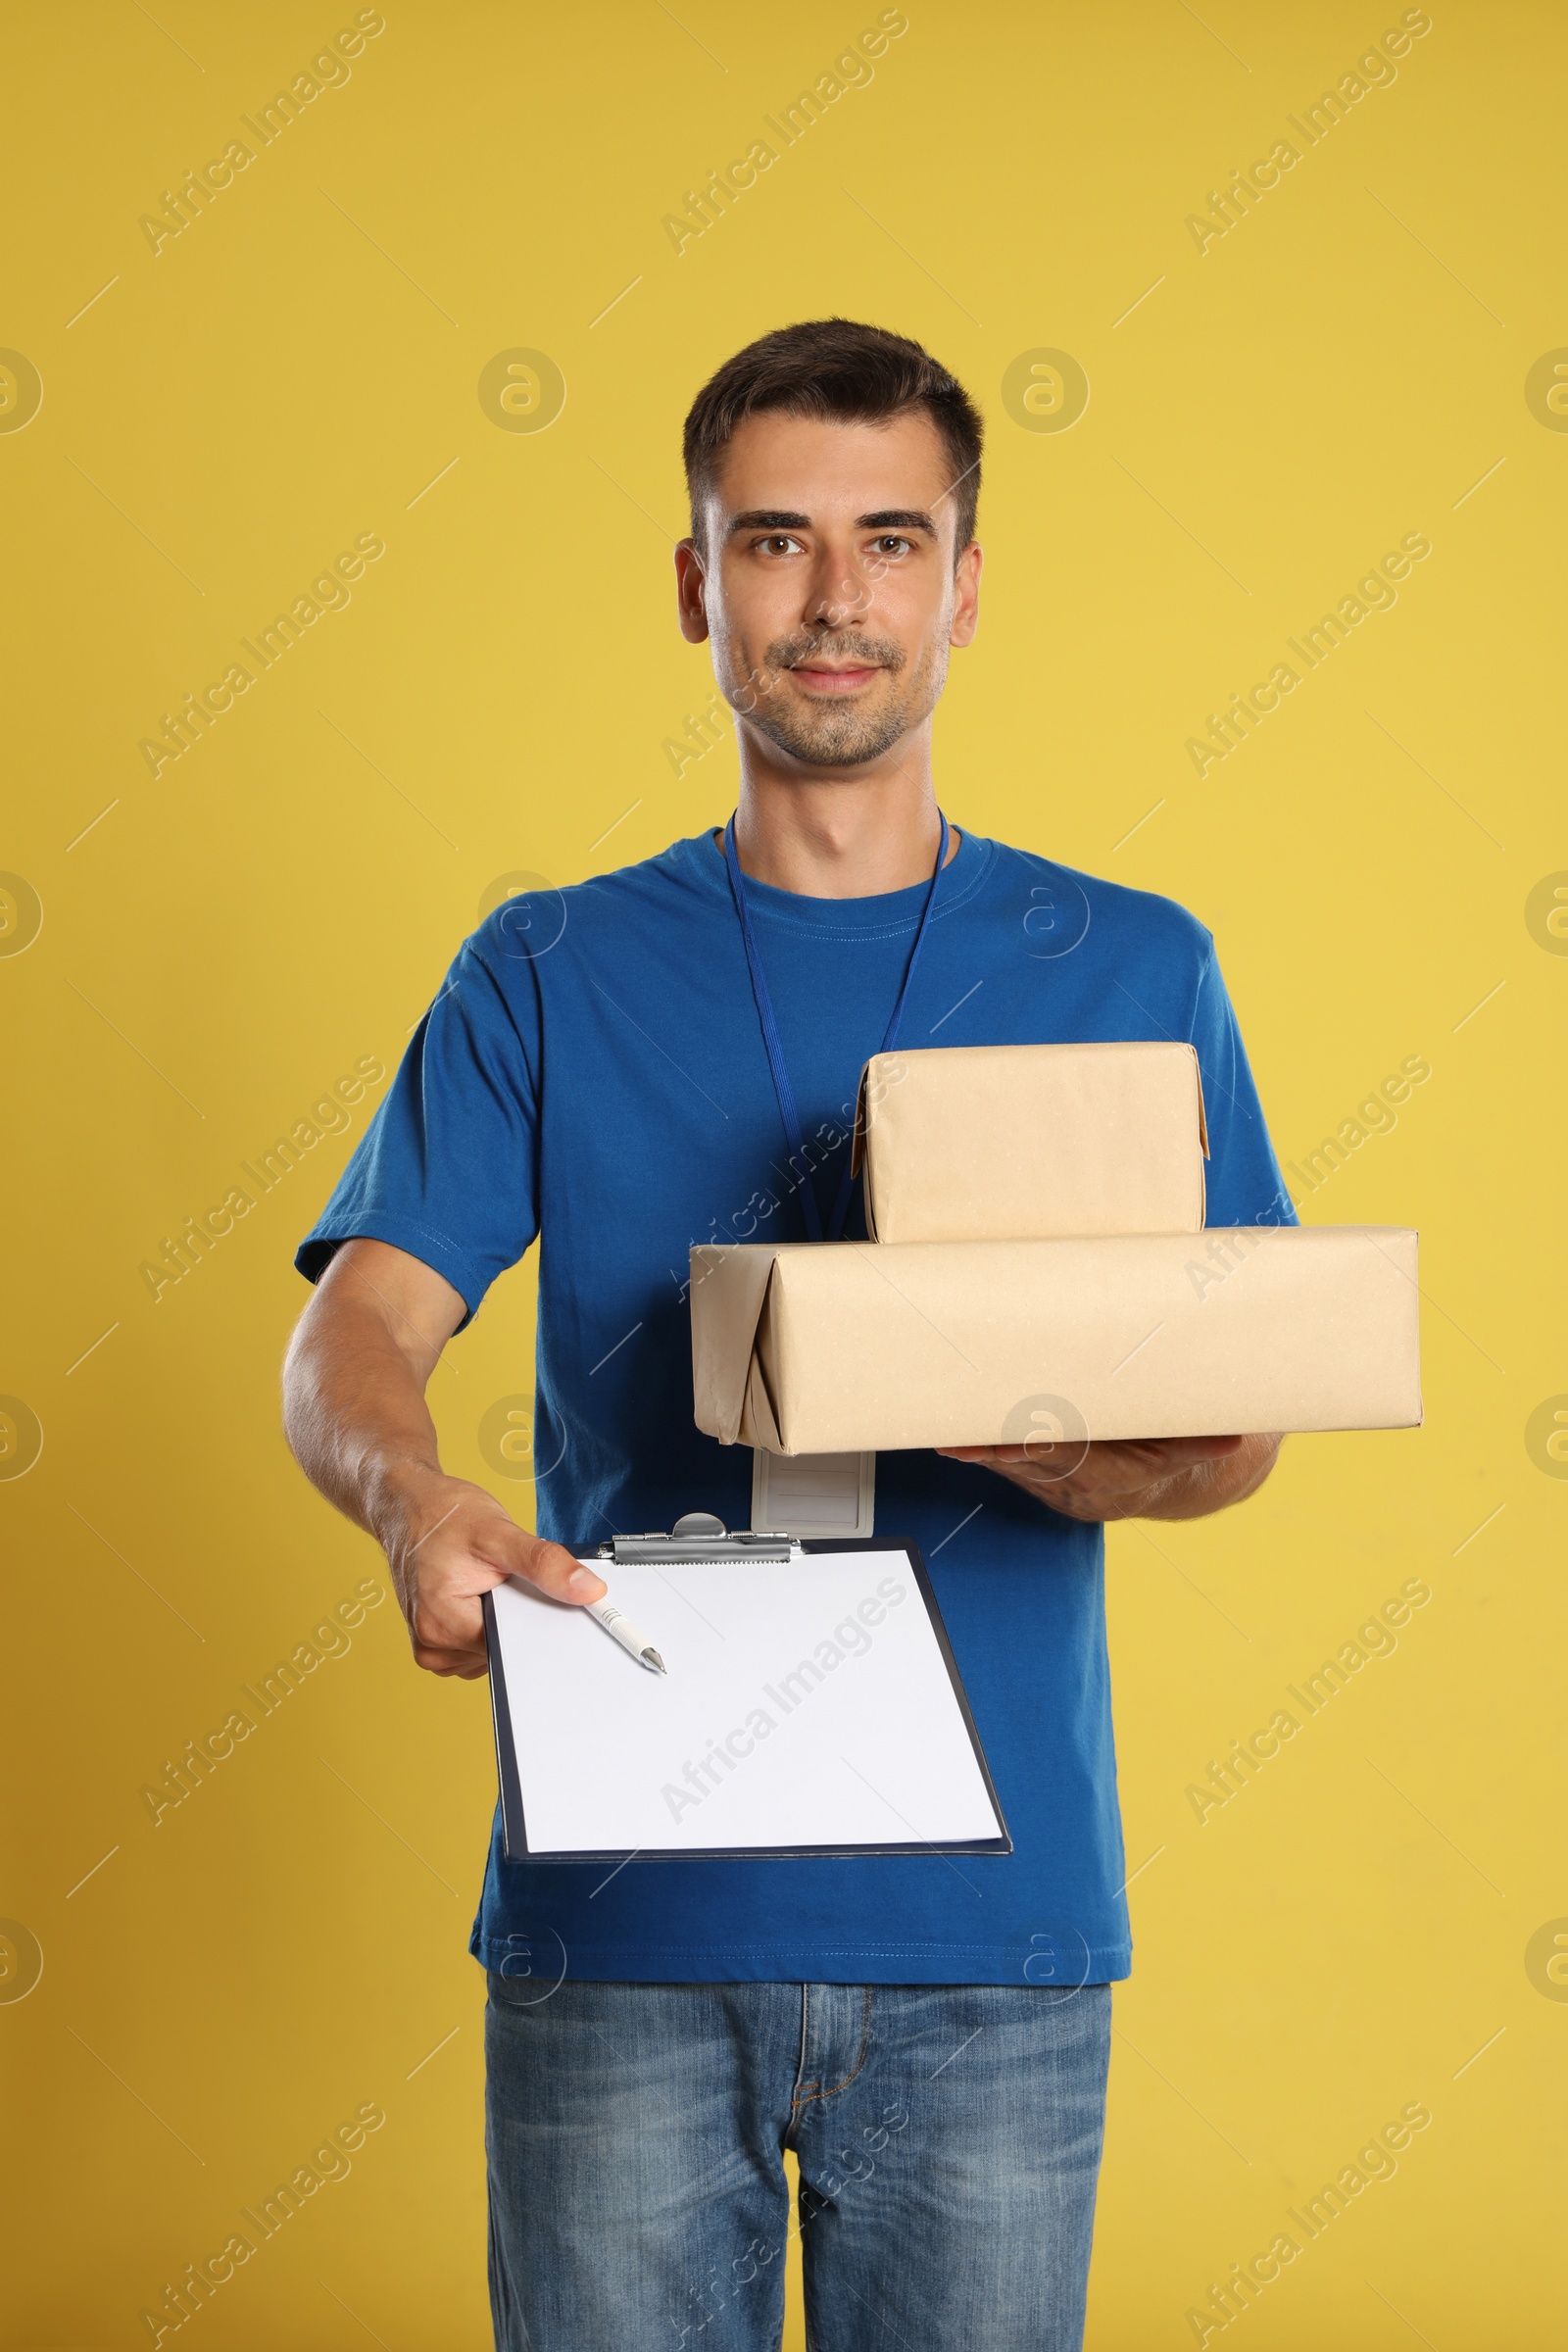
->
[586, 1593, 666, 1675]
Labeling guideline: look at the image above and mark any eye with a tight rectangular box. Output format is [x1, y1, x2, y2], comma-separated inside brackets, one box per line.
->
[870, 535, 913, 558]
[755, 533, 804, 557]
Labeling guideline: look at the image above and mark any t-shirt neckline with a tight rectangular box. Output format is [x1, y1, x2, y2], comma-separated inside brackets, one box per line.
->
[675, 822, 991, 935]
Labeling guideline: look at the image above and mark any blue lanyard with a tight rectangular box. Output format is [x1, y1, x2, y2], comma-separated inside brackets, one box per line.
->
[722, 809, 951, 1243]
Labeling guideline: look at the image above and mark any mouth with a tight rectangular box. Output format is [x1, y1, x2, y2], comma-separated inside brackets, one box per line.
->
[786, 662, 884, 695]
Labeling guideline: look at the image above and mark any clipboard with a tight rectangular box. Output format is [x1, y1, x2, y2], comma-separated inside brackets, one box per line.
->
[482, 1525, 1010, 1865]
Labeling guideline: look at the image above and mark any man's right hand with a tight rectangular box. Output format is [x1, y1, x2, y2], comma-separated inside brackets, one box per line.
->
[379, 1470, 608, 1681]
[281, 1239, 608, 1684]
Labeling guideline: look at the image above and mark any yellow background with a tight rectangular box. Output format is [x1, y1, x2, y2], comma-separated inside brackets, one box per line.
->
[4, 2, 1564, 2345]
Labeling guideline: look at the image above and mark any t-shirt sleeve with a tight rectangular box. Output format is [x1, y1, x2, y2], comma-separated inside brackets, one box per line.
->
[1188, 945, 1297, 1228]
[294, 939, 540, 1326]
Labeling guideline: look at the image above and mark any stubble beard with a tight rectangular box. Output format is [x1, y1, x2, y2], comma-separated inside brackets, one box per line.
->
[732, 632, 943, 769]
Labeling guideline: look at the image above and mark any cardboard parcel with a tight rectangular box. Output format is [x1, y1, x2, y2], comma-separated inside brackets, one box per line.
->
[691, 1042, 1421, 1454]
[854, 1040, 1209, 1242]
[690, 1229, 1423, 1453]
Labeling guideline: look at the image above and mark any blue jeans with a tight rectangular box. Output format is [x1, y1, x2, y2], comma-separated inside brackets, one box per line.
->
[485, 1974, 1110, 2351]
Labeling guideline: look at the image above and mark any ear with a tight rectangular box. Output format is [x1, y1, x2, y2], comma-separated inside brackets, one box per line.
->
[949, 539, 983, 649]
[674, 539, 710, 643]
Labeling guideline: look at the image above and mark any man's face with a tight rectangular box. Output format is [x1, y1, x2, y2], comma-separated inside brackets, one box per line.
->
[676, 408, 980, 769]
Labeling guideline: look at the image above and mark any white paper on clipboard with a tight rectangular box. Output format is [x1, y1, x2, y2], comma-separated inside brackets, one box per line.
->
[484, 1544, 1007, 1862]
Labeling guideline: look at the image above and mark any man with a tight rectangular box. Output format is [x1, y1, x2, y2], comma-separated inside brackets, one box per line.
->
[284, 318, 1291, 2351]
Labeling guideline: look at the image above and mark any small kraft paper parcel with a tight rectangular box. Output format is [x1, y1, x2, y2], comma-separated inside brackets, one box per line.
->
[690, 1042, 1421, 1454]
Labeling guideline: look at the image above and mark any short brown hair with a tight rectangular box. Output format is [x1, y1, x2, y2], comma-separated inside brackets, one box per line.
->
[683, 318, 983, 560]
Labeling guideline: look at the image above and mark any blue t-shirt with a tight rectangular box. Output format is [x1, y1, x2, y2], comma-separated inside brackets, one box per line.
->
[297, 828, 1293, 1985]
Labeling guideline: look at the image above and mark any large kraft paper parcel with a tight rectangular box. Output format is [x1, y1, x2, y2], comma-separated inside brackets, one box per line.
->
[689, 1230, 1424, 1453]
[853, 1041, 1210, 1242]
[692, 1041, 1421, 1452]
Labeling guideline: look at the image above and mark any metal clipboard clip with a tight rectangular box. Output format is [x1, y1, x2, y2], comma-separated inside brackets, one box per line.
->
[597, 1513, 804, 1565]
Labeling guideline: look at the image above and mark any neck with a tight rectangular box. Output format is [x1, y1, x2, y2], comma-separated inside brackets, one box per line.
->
[726, 753, 957, 899]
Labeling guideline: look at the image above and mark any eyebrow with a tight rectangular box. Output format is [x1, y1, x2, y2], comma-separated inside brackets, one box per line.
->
[726, 507, 938, 539]
[859, 509, 938, 538]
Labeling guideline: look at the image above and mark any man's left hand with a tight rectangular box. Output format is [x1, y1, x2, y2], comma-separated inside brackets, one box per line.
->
[934, 1433, 1281, 1523]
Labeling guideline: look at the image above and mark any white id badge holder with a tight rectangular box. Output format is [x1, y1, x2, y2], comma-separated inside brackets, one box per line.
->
[751, 1449, 876, 1539]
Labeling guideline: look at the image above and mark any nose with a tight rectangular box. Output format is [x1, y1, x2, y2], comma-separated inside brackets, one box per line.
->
[805, 548, 870, 632]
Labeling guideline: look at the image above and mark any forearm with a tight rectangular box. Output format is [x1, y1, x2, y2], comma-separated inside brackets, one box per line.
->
[282, 1241, 593, 1680]
[282, 1290, 446, 1548]
[1131, 1433, 1281, 1521]
[937, 1430, 1283, 1523]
